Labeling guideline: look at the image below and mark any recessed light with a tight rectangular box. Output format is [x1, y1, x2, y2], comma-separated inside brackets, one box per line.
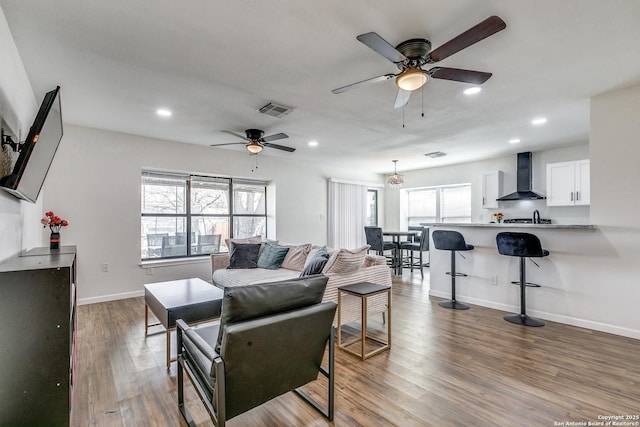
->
[531, 117, 547, 125]
[463, 87, 482, 95]
[308, 141, 318, 147]
[156, 109, 172, 117]
[509, 138, 521, 144]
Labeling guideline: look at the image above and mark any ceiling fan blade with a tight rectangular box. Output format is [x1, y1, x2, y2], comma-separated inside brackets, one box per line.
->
[221, 130, 248, 140]
[357, 32, 407, 64]
[394, 89, 411, 109]
[263, 142, 296, 152]
[262, 132, 289, 142]
[210, 142, 247, 147]
[427, 16, 506, 62]
[332, 73, 396, 94]
[429, 67, 492, 85]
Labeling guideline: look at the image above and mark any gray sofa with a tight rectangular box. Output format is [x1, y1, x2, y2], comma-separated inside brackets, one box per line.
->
[211, 243, 392, 324]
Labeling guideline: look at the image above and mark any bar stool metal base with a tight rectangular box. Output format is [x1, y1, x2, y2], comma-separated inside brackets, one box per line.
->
[503, 313, 545, 327]
[439, 300, 470, 310]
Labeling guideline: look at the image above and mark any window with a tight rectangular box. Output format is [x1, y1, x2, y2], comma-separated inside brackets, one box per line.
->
[365, 189, 378, 226]
[141, 171, 267, 260]
[406, 184, 471, 225]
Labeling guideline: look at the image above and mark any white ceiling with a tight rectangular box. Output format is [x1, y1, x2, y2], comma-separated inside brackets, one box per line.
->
[2, 1, 640, 175]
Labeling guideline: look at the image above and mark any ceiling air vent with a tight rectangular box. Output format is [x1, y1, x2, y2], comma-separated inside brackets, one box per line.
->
[424, 151, 447, 158]
[257, 102, 294, 118]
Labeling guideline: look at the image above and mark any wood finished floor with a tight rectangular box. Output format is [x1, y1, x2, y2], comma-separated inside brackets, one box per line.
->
[72, 272, 640, 426]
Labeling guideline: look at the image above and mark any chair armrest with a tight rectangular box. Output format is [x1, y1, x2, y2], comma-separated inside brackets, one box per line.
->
[211, 252, 230, 273]
[177, 319, 219, 362]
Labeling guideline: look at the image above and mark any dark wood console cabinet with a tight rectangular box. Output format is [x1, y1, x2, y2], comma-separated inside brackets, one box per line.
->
[0, 246, 77, 426]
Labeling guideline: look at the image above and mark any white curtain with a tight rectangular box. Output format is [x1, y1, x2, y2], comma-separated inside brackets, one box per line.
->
[328, 179, 367, 249]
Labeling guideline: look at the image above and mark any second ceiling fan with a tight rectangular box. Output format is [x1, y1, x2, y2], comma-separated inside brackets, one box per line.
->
[332, 15, 506, 108]
[211, 129, 296, 154]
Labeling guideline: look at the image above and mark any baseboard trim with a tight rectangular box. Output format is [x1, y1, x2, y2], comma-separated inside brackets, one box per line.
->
[429, 290, 640, 340]
[78, 290, 144, 306]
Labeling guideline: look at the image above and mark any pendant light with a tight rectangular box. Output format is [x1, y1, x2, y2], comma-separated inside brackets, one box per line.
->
[387, 160, 404, 188]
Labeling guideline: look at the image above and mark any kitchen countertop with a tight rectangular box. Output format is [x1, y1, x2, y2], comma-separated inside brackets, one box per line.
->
[421, 222, 597, 230]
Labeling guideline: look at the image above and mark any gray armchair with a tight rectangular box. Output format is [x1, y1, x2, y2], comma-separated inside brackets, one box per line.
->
[177, 275, 336, 426]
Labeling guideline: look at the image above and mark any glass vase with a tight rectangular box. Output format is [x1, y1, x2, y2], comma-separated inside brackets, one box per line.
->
[50, 232, 60, 250]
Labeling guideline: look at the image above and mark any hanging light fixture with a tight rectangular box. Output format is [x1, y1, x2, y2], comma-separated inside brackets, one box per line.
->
[387, 160, 404, 188]
[246, 141, 263, 154]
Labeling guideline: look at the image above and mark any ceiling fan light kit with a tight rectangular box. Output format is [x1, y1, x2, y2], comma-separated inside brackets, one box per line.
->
[396, 68, 428, 91]
[387, 160, 405, 188]
[246, 141, 263, 154]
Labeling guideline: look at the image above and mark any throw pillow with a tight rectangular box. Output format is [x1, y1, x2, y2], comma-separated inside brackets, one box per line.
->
[299, 251, 329, 277]
[280, 243, 312, 271]
[323, 244, 370, 274]
[257, 243, 290, 270]
[304, 246, 329, 267]
[227, 242, 261, 269]
[224, 235, 262, 252]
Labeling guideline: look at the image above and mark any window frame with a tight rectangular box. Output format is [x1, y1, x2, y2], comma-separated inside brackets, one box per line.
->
[141, 171, 268, 261]
[406, 183, 471, 225]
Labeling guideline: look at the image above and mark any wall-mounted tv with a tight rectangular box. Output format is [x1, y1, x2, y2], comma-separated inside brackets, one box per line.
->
[0, 86, 63, 203]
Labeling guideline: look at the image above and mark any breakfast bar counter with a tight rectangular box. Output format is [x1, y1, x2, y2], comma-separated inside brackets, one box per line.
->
[420, 222, 627, 335]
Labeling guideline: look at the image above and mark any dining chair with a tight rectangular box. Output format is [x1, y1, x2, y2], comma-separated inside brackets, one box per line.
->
[400, 226, 430, 278]
[364, 226, 398, 269]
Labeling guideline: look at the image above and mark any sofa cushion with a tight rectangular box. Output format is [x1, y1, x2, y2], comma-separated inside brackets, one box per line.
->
[280, 243, 312, 271]
[215, 275, 329, 351]
[228, 242, 261, 269]
[257, 243, 290, 270]
[323, 245, 370, 274]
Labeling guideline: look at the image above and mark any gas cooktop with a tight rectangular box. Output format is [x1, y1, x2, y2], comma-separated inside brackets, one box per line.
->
[503, 218, 552, 224]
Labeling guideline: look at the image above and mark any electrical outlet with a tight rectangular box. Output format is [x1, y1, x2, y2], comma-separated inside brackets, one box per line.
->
[490, 275, 498, 285]
[146, 267, 153, 275]
[102, 263, 109, 273]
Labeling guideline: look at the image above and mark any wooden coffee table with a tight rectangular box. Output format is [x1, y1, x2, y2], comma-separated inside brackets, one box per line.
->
[144, 278, 223, 368]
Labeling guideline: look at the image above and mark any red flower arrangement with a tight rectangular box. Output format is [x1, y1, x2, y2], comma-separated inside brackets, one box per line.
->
[41, 211, 69, 232]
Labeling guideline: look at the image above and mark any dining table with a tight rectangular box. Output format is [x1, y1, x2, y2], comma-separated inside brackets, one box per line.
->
[383, 230, 418, 275]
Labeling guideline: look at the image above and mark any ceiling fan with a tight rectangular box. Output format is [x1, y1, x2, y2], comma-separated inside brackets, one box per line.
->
[210, 129, 295, 154]
[332, 16, 506, 108]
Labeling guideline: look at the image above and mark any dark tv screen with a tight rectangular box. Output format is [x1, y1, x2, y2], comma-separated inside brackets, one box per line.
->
[0, 86, 63, 203]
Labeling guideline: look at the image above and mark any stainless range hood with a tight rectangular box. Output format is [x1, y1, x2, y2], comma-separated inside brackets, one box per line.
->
[497, 152, 546, 201]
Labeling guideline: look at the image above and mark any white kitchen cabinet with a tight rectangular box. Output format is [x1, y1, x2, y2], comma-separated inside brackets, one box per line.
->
[546, 159, 590, 206]
[482, 170, 503, 209]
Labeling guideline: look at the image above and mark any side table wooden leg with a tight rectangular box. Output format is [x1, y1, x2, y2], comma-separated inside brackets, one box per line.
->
[361, 295, 366, 360]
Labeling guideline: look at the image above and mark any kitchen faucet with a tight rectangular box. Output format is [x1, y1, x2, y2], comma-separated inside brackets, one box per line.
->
[533, 209, 540, 224]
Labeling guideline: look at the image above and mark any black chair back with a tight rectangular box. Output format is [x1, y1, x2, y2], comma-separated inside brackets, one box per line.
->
[432, 230, 473, 251]
[364, 226, 385, 252]
[496, 232, 548, 258]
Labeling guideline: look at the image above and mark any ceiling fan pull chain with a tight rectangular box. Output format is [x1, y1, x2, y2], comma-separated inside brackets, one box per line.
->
[421, 85, 425, 117]
[402, 103, 405, 128]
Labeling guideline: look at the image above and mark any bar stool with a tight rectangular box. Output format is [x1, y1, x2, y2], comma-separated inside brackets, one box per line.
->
[432, 230, 474, 310]
[496, 232, 549, 327]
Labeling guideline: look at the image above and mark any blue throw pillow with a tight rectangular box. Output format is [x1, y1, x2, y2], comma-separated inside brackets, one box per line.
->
[299, 247, 330, 277]
[257, 243, 290, 270]
[228, 242, 262, 269]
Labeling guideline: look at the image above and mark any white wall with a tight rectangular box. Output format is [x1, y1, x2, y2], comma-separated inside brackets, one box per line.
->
[0, 7, 40, 261]
[41, 125, 383, 303]
[384, 143, 591, 229]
